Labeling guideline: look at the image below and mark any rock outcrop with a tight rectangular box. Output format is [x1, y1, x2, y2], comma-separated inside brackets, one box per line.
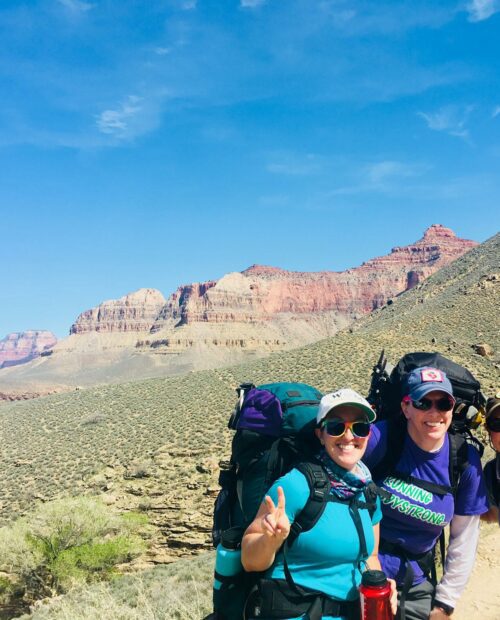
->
[0, 331, 57, 369]
[151, 224, 477, 329]
[0, 225, 478, 393]
[70, 288, 166, 334]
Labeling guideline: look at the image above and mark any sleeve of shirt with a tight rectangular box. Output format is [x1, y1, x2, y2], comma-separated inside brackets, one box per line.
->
[266, 468, 310, 524]
[454, 444, 489, 516]
[362, 421, 386, 470]
[434, 514, 480, 608]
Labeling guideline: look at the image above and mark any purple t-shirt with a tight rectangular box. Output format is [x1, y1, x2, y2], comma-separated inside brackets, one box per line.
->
[364, 420, 488, 585]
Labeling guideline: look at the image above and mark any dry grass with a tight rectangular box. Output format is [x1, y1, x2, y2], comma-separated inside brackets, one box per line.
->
[21, 553, 214, 620]
[0, 233, 498, 619]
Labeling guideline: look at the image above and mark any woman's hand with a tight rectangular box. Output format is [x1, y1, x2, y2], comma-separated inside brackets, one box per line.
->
[388, 578, 397, 616]
[261, 486, 290, 542]
[241, 486, 290, 572]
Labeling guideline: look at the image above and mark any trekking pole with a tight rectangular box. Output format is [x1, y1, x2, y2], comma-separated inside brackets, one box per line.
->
[366, 350, 389, 414]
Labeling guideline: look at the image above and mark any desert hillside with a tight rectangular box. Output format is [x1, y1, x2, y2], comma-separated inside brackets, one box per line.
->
[0, 232, 497, 619]
[0, 233, 497, 541]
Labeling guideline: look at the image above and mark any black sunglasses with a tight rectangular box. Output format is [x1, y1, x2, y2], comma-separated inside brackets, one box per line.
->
[322, 418, 371, 438]
[486, 417, 500, 433]
[410, 396, 454, 412]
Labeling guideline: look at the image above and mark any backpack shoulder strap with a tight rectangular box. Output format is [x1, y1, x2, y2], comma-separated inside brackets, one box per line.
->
[287, 461, 329, 547]
[357, 481, 389, 516]
[448, 431, 472, 495]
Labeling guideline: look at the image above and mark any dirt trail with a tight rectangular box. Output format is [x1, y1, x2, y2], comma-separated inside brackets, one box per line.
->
[454, 522, 499, 619]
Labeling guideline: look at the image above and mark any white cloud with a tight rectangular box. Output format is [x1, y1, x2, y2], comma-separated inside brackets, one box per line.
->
[96, 96, 143, 138]
[57, 0, 94, 13]
[266, 152, 323, 176]
[182, 0, 198, 9]
[492, 106, 500, 118]
[154, 47, 172, 56]
[327, 160, 428, 196]
[366, 160, 425, 184]
[241, 0, 267, 8]
[466, 0, 500, 22]
[417, 105, 474, 139]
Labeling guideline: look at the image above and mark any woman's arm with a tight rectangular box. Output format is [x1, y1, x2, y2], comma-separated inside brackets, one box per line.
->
[366, 522, 381, 571]
[432, 514, 480, 612]
[241, 486, 290, 572]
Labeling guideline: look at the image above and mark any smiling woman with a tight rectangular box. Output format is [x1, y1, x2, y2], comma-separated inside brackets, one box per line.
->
[240, 388, 397, 620]
[363, 367, 488, 620]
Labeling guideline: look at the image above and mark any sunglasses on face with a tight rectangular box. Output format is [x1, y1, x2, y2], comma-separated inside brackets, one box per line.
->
[409, 396, 454, 412]
[321, 418, 371, 438]
[486, 417, 500, 433]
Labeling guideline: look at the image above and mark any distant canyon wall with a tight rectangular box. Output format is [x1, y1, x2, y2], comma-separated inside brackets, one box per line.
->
[0, 331, 57, 369]
[69, 224, 477, 343]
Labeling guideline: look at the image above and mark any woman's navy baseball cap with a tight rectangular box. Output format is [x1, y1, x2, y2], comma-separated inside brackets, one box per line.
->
[403, 367, 454, 401]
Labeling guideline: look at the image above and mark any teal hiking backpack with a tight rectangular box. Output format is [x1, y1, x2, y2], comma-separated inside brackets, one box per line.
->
[207, 381, 380, 620]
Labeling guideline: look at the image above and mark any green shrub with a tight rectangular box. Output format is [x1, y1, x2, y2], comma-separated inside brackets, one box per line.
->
[0, 496, 147, 607]
[25, 497, 121, 563]
[0, 575, 14, 605]
[52, 535, 145, 588]
[20, 553, 214, 620]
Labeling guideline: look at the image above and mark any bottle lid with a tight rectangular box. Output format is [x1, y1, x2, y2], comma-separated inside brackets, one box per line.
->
[221, 526, 245, 550]
[361, 569, 388, 587]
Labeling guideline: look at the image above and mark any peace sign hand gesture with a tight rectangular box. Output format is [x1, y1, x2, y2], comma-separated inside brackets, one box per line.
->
[261, 486, 290, 542]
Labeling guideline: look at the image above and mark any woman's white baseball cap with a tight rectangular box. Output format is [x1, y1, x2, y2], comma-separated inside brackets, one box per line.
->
[317, 388, 376, 424]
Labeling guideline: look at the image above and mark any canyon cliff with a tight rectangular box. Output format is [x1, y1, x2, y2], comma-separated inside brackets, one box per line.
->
[0, 225, 478, 394]
[149, 224, 474, 329]
[70, 288, 166, 334]
[0, 331, 57, 369]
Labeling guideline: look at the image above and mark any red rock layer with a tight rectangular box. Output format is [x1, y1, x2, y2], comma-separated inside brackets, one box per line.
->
[0, 331, 57, 369]
[151, 224, 477, 327]
[68, 225, 477, 336]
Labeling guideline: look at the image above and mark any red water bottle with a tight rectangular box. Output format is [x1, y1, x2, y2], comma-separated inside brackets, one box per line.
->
[359, 569, 393, 620]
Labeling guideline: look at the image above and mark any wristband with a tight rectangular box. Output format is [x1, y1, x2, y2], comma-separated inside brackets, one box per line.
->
[433, 601, 454, 616]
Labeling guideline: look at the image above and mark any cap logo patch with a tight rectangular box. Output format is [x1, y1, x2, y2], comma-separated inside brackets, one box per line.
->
[420, 368, 443, 383]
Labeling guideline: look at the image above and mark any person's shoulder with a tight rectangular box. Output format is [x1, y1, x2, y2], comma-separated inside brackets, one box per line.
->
[368, 418, 391, 445]
[268, 467, 312, 519]
[274, 467, 311, 495]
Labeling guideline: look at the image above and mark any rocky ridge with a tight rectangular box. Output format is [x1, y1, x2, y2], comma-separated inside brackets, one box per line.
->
[73, 224, 476, 339]
[0, 331, 57, 369]
[70, 288, 166, 334]
[0, 225, 478, 397]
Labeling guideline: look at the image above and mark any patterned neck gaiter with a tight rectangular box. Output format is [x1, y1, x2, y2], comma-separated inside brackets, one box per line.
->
[317, 449, 372, 500]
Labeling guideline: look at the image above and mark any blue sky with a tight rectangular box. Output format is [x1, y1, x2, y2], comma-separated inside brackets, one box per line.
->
[1, 0, 499, 338]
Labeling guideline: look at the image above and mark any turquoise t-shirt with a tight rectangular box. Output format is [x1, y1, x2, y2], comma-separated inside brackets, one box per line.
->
[264, 468, 382, 620]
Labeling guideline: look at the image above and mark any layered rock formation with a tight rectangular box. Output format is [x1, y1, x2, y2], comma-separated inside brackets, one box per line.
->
[0, 331, 57, 369]
[151, 224, 476, 329]
[0, 225, 478, 393]
[71, 288, 166, 334]
[70, 225, 477, 348]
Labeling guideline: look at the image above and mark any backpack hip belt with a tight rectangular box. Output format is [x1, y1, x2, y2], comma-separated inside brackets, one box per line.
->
[247, 578, 360, 620]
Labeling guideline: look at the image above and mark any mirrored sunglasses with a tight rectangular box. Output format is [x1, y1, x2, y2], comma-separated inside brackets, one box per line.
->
[486, 417, 500, 433]
[410, 396, 454, 412]
[321, 418, 371, 438]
